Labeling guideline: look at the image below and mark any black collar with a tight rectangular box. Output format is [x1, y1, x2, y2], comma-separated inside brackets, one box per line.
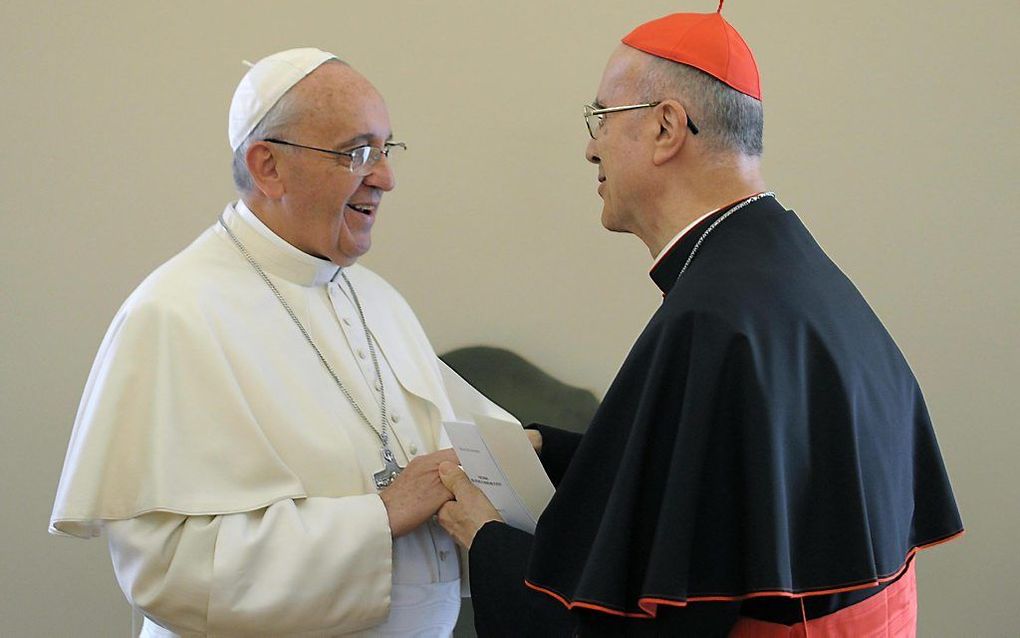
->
[648, 195, 780, 296]
[649, 208, 729, 295]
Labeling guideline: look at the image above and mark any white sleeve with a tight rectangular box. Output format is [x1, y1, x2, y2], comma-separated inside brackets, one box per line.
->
[106, 495, 393, 636]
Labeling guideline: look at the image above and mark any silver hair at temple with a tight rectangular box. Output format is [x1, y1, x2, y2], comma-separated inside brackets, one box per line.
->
[641, 57, 763, 157]
[232, 59, 347, 193]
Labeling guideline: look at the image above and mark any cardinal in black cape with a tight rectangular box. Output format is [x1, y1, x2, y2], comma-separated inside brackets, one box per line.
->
[437, 4, 963, 636]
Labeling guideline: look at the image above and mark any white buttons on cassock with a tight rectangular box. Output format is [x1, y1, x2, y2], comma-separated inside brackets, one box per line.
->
[391, 413, 400, 423]
[409, 443, 418, 455]
[357, 349, 366, 360]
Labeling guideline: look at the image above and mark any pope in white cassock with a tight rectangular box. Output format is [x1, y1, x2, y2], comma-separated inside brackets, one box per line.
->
[49, 48, 512, 637]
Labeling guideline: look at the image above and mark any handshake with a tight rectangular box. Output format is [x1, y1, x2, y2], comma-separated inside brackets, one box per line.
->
[378, 429, 543, 546]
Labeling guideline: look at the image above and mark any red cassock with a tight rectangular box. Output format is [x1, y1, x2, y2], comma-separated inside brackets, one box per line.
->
[730, 562, 918, 637]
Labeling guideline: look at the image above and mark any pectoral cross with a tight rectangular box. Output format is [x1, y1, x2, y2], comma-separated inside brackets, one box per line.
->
[374, 447, 404, 489]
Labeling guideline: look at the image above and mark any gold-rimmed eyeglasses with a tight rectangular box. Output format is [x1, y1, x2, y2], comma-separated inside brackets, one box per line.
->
[583, 102, 699, 139]
[262, 138, 407, 176]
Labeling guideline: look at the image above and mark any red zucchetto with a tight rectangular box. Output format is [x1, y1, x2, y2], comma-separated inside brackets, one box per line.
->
[622, 1, 761, 100]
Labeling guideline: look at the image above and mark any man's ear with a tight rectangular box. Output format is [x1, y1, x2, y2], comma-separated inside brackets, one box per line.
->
[651, 100, 691, 166]
[246, 142, 285, 199]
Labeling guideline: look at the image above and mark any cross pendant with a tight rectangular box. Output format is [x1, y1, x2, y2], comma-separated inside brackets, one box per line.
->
[373, 447, 404, 490]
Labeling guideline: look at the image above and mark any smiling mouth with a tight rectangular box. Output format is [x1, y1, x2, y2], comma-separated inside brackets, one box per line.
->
[347, 203, 375, 215]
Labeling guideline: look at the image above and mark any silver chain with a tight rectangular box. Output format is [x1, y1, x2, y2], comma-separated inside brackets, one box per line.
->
[217, 215, 392, 451]
[674, 192, 776, 285]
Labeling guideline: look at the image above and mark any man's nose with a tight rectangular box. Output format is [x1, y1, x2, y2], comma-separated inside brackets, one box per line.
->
[365, 156, 396, 191]
[585, 137, 600, 165]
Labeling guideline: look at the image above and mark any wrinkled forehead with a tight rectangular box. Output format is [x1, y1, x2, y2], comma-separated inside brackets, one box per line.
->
[595, 44, 650, 104]
[291, 64, 393, 145]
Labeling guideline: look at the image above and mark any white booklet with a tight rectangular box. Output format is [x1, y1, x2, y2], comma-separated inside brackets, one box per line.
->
[443, 414, 554, 534]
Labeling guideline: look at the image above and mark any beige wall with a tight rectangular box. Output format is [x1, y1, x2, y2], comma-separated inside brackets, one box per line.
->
[2, 1, 1017, 635]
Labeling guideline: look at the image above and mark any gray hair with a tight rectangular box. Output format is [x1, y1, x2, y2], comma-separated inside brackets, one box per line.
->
[231, 58, 347, 193]
[640, 57, 763, 157]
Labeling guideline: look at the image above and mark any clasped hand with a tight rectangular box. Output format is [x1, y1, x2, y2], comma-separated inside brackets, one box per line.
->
[378, 448, 501, 545]
[437, 429, 543, 549]
[381, 429, 543, 547]
[378, 448, 459, 538]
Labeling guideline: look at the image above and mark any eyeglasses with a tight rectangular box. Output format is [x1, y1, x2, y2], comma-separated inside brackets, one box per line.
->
[583, 101, 699, 139]
[262, 138, 407, 176]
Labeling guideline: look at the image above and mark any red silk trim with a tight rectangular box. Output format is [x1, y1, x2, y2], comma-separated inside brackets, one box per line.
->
[523, 529, 963, 619]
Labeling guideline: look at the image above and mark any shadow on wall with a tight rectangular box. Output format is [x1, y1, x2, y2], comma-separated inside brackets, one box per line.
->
[439, 345, 599, 637]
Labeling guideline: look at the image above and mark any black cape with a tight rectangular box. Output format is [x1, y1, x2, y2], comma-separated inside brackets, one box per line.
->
[472, 195, 962, 633]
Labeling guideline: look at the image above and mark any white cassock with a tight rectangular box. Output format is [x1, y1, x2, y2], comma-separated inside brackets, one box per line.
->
[50, 201, 514, 637]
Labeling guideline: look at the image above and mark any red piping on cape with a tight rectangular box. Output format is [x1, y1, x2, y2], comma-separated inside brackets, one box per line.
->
[523, 529, 964, 619]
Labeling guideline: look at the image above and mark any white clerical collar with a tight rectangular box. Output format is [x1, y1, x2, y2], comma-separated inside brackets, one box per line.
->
[650, 207, 721, 271]
[219, 200, 340, 287]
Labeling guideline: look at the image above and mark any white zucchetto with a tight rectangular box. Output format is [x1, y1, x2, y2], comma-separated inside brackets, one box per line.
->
[227, 47, 338, 151]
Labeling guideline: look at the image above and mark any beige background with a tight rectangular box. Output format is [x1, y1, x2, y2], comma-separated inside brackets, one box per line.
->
[2, 0, 1017, 635]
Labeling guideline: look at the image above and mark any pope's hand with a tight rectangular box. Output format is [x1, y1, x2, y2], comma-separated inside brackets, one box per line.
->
[379, 448, 459, 538]
[436, 462, 502, 549]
